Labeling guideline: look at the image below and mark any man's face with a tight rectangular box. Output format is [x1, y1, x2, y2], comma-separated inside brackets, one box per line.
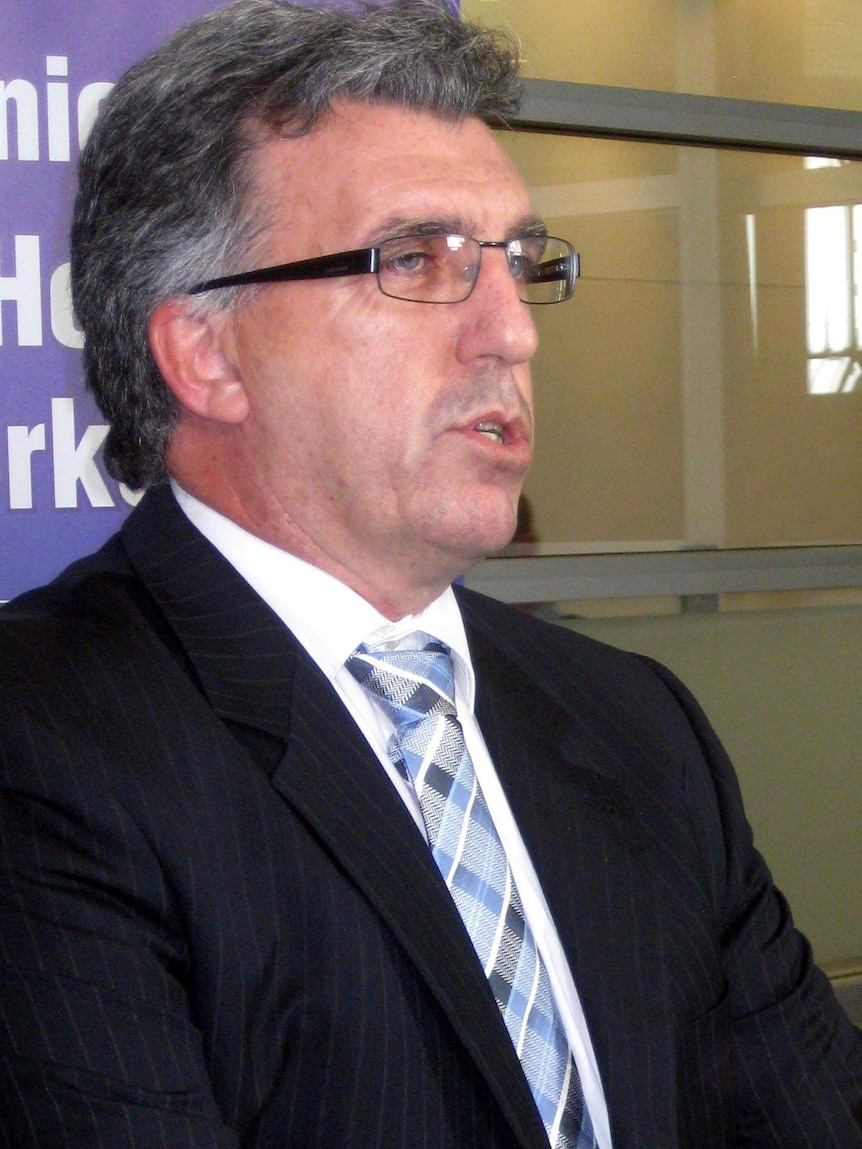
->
[217, 101, 540, 615]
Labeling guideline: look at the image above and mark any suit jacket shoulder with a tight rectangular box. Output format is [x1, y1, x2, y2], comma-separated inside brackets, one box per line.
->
[456, 584, 862, 1146]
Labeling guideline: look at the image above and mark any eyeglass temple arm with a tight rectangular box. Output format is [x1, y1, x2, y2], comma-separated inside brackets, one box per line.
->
[526, 251, 580, 286]
[187, 247, 379, 295]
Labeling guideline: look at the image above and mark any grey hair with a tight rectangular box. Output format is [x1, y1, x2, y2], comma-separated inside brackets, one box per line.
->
[70, 0, 523, 490]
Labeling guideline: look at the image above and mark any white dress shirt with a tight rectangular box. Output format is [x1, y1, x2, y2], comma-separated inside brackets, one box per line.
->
[173, 483, 612, 1149]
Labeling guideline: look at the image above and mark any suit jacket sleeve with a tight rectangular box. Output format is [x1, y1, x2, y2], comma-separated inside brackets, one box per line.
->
[650, 656, 862, 1144]
[0, 614, 240, 1149]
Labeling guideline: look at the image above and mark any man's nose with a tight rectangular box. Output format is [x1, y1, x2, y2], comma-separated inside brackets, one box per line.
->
[455, 247, 540, 367]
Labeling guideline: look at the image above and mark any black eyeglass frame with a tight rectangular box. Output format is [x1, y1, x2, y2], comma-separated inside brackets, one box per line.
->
[187, 234, 580, 304]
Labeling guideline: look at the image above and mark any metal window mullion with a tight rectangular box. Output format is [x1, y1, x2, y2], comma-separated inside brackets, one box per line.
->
[514, 78, 862, 160]
[463, 547, 862, 605]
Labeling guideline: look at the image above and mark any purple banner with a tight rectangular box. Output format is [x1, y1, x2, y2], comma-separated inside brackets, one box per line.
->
[0, 1, 224, 600]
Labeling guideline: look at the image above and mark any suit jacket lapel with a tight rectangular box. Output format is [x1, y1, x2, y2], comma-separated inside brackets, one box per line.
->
[120, 489, 548, 1149]
[462, 597, 680, 1149]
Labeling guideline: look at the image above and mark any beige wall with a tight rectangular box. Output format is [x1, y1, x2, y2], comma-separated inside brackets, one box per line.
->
[462, 0, 862, 110]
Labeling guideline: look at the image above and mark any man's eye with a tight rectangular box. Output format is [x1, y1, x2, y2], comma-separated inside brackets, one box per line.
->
[509, 238, 546, 282]
[508, 253, 526, 278]
[386, 250, 429, 274]
[508, 252, 544, 284]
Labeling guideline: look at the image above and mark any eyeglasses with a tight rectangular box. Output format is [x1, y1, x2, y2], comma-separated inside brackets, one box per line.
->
[187, 233, 579, 305]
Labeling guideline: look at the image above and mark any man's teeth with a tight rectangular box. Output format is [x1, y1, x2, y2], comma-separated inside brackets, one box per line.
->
[475, 421, 504, 444]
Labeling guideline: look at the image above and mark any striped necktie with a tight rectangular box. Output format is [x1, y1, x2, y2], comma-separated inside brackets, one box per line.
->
[347, 633, 597, 1149]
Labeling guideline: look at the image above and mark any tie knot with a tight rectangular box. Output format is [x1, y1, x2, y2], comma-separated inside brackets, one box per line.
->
[346, 633, 456, 732]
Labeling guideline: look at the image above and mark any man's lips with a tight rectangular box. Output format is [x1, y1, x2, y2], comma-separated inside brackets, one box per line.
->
[451, 412, 533, 469]
[463, 410, 531, 447]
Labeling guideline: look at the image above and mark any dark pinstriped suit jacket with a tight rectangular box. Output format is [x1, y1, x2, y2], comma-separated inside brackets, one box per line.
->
[1, 486, 860, 1149]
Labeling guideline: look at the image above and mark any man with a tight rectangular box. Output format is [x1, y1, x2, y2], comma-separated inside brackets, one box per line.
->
[0, 1, 859, 1147]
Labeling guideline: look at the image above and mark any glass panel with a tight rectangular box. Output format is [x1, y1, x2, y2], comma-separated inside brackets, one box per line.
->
[463, 0, 862, 111]
[496, 129, 862, 553]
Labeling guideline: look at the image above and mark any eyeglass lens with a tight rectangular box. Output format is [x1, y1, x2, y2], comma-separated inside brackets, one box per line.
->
[376, 234, 576, 305]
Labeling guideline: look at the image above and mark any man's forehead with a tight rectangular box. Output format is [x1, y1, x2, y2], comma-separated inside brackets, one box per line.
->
[251, 101, 534, 247]
[257, 100, 524, 186]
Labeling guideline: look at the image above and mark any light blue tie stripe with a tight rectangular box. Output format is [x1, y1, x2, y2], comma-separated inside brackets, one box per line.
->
[347, 633, 598, 1149]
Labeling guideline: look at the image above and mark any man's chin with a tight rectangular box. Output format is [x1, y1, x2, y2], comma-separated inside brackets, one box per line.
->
[412, 485, 521, 570]
[438, 518, 519, 573]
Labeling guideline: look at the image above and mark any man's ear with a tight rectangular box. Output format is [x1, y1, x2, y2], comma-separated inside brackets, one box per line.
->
[148, 299, 249, 424]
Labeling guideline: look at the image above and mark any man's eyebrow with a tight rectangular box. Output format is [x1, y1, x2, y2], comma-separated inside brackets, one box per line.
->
[365, 214, 549, 245]
[366, 216, 477, 244]
[510, 215, 549, 240]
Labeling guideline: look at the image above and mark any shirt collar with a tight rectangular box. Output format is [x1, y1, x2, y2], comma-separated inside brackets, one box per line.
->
[171, 482, 476, 709]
